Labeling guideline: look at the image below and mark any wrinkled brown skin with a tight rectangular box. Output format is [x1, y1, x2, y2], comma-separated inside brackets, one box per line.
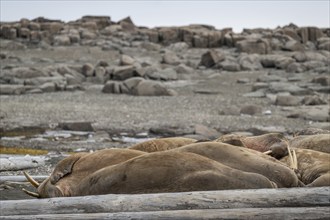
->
[129, 137, 197, 152]
[280, 148, 330, 187]
[289, 134, 330, 154]
[74, 151, 277, 196]
[173, 142, 299, 188]
[214, 134, 245, 147]
[37, 148, 146, 198]
[240, 133, 284, 152]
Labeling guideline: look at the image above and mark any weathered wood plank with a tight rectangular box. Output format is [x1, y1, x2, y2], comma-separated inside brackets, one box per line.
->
[0, 175, 48, 184]
[0, 187, 329, 216]
[1, 207, 329, 220]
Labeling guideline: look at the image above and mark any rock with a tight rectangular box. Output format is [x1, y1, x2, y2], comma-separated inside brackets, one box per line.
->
[39, 82, 56, 93]
[120, 55, 136, 66]
[311, 76, 330, 86]
[102, 80, 122, 94]
[236, 39, 270, 54]
[274, 57, 295, 69]
[193, 33, 209, 48]
[0, 84, 25, 95]
[243, 90, 266, 98]
[81, 28, 98, 39]
[57, 122, 94, 132]
[112, 65, 136, 80]
[1, 25, 17, 39]
[282, 40, 304, 51]
[275, 94, 301, 106]
[118, 16, 136, 32]
[292, 52, 308, 62]
[318, 41, 330, 51]
[79, 15, 111, 29]
[146, 68, 178, 81]
[40, 22, 64, 34]
[238, 54, 263, 70]
[123, 77, 145, 91]
[286, 62, 305, 73]
[131, 80, 176, 96]
[149, 125, 194, 136]
[249, 126, 286, 135]
[219, 60, 241, 71]
[53, 35, 71, 46]
[294, 128, 330, 136]
[81, 21, 98, 31]
[18, 27, 30, 39]
[94, 66, 106, 83]
[24, 76, 65, 86]
[82, 63, 94, 77]
[240, 105, 262, 115]
[199, 50, 225, 68]
[168, 42, 189, 52]
[269, 82, 311, 95]
[302, 95, 327, 105]
[302, 60, 325, 71]
[287, 105, 329, 122]
[194, 124, 221, 140]
[280, 28, 301, 41]
[175, 64, 194, 74]
[162, 51, 181, 65]
[11, 67, 48, 78]
[159, 27, 180, 45]
[260, 55, 279, 68]
[305, 51, 328, 62]
[139, 42, 162, 51]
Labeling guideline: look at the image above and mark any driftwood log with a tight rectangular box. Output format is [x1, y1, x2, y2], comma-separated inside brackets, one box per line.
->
[0, 175, 48, 184]
[0, 187, 329, 219]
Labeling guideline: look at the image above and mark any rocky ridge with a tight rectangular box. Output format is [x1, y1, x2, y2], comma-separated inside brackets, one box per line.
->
[0, 15, 329, 145]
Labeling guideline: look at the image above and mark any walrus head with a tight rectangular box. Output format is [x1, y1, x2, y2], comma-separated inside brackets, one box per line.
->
[22, 172, 63, 198]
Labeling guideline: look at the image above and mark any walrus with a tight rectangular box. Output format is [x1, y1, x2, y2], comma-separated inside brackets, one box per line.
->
[23, 148, 146, 197]
[280, 148, 330, 187]
[289, 134, 330, 154]
[173, 142, 300, 188]
[23, 150, 277, 198]
[129, 137, 197, 152]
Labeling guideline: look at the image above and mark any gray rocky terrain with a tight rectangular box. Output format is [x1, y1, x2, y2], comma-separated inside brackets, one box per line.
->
[0, 16, 329, 199]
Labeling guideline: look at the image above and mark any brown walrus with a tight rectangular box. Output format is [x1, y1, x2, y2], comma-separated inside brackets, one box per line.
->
[280, 148, 330, 187]
[173, 142, 300, 188]
[23, 150, 277, 198]
[129, 137, 197, 152]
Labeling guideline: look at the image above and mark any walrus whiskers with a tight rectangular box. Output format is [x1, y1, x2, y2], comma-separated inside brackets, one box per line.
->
[23, 171, 40, 188]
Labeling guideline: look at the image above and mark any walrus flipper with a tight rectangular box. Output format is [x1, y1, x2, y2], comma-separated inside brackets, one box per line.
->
[50, 153, 87, 184]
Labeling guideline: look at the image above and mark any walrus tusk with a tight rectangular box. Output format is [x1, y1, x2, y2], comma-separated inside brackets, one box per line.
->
[23, 171, 40, 188]
[284, 140, 295, 170]
[22, 188, 40, 198]
[263, 150, 272, 155]
[292, 149, 298, 170]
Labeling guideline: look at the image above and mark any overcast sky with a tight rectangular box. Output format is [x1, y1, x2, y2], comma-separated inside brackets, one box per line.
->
[1, 0, 329, 32]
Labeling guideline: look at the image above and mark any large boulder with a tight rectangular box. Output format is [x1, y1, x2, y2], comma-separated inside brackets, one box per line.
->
[162, 51, 181, 65]
[199, 50, 225, 68]
[111, 65, 136, 80]
[238, 54, 263, 70]
[158, 27, 180, 45]
[282, 40, 304, 51]
[117, 16, 136, 32]
[236, 39, 270, 54]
